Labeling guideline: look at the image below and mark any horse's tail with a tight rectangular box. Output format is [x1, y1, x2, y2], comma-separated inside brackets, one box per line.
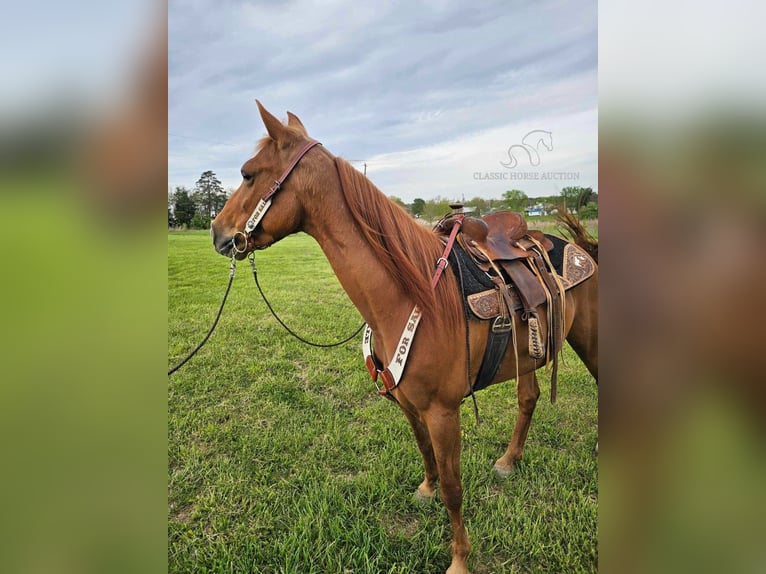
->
[555, 208, 598, 263]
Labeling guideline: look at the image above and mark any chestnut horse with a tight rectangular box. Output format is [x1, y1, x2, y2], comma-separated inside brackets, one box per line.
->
[211, 102, 598, 574]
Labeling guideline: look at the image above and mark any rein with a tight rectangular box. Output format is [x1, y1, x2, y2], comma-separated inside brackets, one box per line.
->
[167, 252, 366, 376]
[168, 139, 363, 376]
[247, 253, 365, 348]
[167, 257, 237, 376]
[235, 136, 364, 347]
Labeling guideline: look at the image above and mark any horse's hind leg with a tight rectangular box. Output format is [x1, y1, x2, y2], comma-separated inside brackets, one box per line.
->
[565, 274, 598, 381]
[401, 406, 439, 501]
[494, 371, 540, 478]
[565, 274, 598, 452]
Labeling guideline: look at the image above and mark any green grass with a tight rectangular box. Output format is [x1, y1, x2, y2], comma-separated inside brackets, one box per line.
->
[168, 231, 597, 573]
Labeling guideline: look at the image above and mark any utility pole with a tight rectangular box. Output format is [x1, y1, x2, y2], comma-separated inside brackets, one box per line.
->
[348, 160, 368, 176]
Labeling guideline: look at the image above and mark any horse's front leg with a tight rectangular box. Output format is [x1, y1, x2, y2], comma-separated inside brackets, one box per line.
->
[424, 404, 471, 574]
[400, 405, 438, 501]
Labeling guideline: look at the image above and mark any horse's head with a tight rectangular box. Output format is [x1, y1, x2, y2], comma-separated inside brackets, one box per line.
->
[537, 130, 553, 152]
[211, 101, 319, 259]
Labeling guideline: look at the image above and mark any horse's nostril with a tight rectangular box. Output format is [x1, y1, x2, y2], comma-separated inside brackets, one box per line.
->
[213, 232, 233, 255]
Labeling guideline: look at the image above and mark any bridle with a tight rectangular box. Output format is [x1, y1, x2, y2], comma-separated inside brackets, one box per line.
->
[168, 137, 363, 377]
[230, 137, 367, 347]
[232, 138, 322, 254]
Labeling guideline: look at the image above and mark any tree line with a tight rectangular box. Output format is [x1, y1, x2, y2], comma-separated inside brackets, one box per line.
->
[168, 170, 230, 228]
[390, 186, 597, 223]
[169, 173, 596, 229]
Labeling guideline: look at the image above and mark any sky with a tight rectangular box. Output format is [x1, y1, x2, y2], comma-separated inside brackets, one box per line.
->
[169, 0, 597, 202]
[0, 0, 155, 118]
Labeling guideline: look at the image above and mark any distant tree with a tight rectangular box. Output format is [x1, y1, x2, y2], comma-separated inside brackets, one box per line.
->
[422, 196, 451, 223]
[167, 188, 175, 227]
[411, 198, 426, 217]
[580, 202, 598, 219]
[529, 194, 555, 214]
[465, 196, 488, 217]
[193, 170, 226, 218]
[172, 186, 196, 227]
[389, 196, 407, 210]
[560, 186, 594, 214]
[502, 189, 528, 212]
[190, 213, 211, 229]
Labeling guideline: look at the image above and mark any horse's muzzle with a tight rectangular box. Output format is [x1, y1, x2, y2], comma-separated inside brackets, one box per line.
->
[213, 232, 234, 256]
[213, 228, 253, 259]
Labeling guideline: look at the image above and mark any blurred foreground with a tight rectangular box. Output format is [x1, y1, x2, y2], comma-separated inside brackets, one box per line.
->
[600, 116, 766, 573]
[0, 2, 167, 573]
[600, 1, 766, 572]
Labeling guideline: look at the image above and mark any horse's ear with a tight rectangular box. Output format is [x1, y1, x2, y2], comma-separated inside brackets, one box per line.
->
[286, 111, 307, 135]
[256, 100, 287, 142]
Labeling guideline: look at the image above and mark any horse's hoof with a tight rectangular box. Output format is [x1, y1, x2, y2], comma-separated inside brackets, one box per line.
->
[493, 462, 515, 479]
[594, 441, 599, 456]
[413, 489, 435, 505]
[445, 562, 471, 574]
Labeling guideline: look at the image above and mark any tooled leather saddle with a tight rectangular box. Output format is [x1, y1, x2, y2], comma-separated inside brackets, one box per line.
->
[435, 210, 566, 402]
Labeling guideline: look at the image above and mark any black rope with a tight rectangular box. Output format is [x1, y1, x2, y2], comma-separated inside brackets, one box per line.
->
[248, 254, 365, 348]
[168, 253, 364, 376]
[168, 259, 237, 376]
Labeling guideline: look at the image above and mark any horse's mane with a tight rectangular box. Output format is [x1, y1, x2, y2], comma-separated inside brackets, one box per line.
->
[334, 157, 463, 332]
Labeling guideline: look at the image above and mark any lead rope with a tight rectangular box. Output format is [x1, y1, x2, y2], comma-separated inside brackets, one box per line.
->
[168, 256, 237, 376]
[248, 253, 365, 348]
[168, 251, 366, 376]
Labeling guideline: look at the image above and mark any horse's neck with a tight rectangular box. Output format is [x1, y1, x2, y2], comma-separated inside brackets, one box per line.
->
[303, 185, 413, 364]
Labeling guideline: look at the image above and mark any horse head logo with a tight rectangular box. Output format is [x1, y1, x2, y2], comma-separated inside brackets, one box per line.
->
[501, 130, 553, 169]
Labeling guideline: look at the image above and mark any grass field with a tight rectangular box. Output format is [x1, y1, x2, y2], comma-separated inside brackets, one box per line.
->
[168, 230, 597, 573]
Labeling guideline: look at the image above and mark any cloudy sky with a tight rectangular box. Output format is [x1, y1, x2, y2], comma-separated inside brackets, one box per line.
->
[169, 0, 597, 202]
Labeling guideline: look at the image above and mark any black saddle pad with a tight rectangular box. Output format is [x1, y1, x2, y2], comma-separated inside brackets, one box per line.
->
[544, 233, 567, 276]
[447, 242, 494, 296]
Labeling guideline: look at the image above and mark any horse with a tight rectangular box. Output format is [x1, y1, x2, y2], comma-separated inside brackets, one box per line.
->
[211, 102, 598, 574]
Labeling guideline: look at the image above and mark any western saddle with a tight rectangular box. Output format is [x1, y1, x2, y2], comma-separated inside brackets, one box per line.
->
[435, 208, 566, 402]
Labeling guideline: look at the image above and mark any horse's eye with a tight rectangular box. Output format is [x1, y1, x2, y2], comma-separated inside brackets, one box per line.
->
[241, 171, 254, 183]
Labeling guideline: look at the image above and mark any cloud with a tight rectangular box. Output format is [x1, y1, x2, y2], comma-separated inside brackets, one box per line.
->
[364, 100, 597, 202]
[169, 0, 597, 199]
